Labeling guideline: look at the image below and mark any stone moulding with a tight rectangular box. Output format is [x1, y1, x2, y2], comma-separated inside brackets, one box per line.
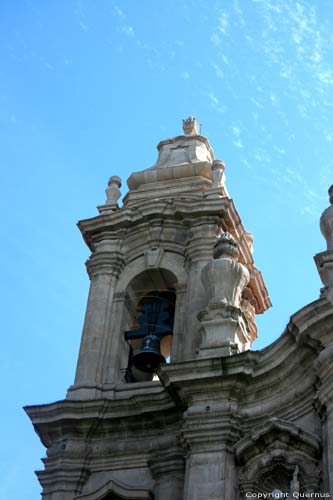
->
[77, 196, 271, 315]
[236, 418, 322, 495]
[74, 478, 154, 500]
[127, 161, 212, 190]
[154, 134, 214, 167]
[234, 418, 321, 464]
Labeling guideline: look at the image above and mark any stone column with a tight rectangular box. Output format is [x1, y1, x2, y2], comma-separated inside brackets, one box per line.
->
[314, 346, 333, 494]
[68, 239, 124, 399]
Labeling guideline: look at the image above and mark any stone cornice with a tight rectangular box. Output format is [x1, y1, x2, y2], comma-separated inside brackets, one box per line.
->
[156, 310, 325, 416]
[26, 301, 330, 444]
[156, 133, 214, 156]
[77, 197, 231, 250]
[78, 196, 271, 314]
[24, 382, 177, 447]
[288, 297, 333, 339]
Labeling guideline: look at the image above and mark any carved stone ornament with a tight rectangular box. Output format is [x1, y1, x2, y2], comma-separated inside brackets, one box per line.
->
[211, 159, 225, 188]
[290, 465, 300, 495]
[198, 233, 251, 356]
[315, 185, 333, 303]
[213, 232, 240, 261]
[105, 175, 121, 207]
[320, 184, 333, 251]
[203, 233, 248, 307]
[182, 116, 199, 136]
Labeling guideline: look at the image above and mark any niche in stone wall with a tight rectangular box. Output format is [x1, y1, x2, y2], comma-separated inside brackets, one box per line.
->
[123, 269, 177, 383]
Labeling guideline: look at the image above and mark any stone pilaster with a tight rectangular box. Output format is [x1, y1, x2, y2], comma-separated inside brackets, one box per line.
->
[36, 439, 90, 500]
[149, 447, 185, 500]
[314, 346, 333, 494]
[68, 239, 124, 399]
[181, 407, 238, 500]
[183, 219, 220, 359]
[171, 283, 188, 362]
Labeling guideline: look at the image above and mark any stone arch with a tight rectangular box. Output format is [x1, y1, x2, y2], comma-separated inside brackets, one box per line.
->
[235, 418, 321, 496]
[75, 478, 153, 499]
[102, 252, 188, 384]
[115, 251, 187, 294]
[114, 253, 188, 382]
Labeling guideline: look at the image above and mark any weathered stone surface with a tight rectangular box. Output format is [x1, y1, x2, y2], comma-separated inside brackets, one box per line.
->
[25, 121, 333, 499]
[98, 175, 122, 214]
[198, 233, 251, 356]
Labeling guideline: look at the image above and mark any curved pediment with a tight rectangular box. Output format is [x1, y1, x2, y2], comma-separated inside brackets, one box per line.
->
[75, 478, 153, 500]
[235, 417, 321, 465]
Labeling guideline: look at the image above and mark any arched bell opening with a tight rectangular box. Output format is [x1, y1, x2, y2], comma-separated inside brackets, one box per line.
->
[123, 269, 177, 383]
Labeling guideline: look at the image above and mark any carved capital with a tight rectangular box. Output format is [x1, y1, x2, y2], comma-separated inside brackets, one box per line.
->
[149, 447, 185, 479]
[86, 251, 125, 279]
[180, 409, 240, 453]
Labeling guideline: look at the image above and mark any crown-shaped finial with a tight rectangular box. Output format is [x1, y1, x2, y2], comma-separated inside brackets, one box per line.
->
[213, 232, 240, 260]
[182, 116, 199, 136]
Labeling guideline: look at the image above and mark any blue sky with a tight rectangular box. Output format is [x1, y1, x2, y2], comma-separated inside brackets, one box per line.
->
[1, 1, 332, 498]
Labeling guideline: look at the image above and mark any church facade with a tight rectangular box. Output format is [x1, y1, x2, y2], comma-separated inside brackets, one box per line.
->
[25, 118, 333, 499]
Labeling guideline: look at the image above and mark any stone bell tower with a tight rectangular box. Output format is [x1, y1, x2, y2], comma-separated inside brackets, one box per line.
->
[26, 118, 278, 499]
[67, 116, 271, 400]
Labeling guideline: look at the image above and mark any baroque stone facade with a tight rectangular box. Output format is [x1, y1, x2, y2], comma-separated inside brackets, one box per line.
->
[25, 119, 333, 499]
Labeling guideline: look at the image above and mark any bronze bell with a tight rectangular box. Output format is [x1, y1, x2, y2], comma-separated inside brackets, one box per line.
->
[132, 334, 166, 373]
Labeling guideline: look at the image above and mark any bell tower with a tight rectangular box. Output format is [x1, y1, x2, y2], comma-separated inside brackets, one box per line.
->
[67, 117, 271, 400]
[26, 119, 318, 500]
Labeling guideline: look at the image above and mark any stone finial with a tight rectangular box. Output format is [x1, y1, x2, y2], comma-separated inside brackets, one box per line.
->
[213, 232, 240, 260]
[105, 176, 121, 208]
[290, 465, 300, 495]
[198, 232, 250, 357]
[182, 116, 199, 136]
[211, 160, 225, 188]
[314, 185, 333, 303]
[320, 185, 333, 251]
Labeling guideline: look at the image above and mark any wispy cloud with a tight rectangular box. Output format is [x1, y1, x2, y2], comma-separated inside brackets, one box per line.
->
[218, 12, 229, 34]
[121, 25, 135, 38]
